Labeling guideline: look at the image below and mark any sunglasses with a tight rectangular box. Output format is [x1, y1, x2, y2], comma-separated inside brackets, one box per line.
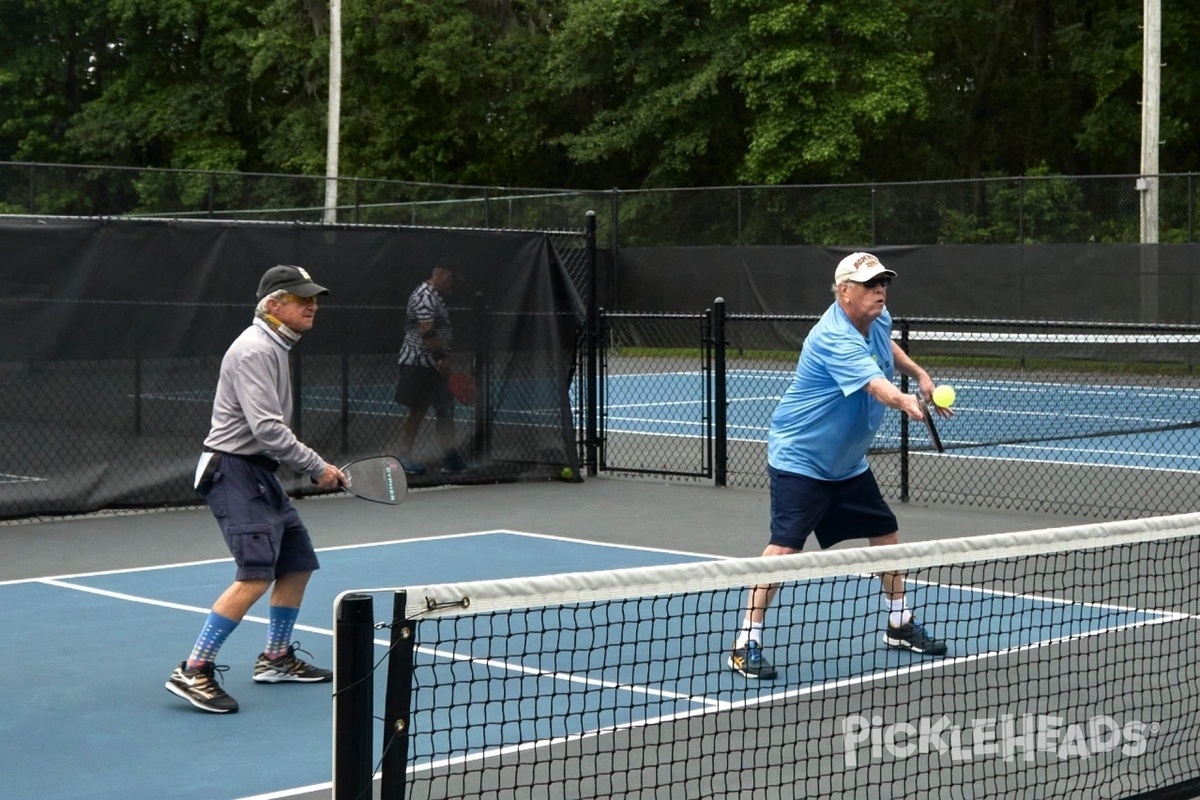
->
[861, 277, 892, 289]
[282, 292, 318, 305]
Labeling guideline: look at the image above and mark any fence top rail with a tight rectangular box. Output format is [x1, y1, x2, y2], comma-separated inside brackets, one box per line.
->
[603, 310, 710, 320]
[8, 160, 1199, 197]
[2, 160, 592, 196]
[0, 212, 585, 237]
[610, 172, 1200, 195]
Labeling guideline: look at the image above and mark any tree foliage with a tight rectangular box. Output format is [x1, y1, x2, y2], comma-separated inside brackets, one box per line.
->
[1, 0, 1197, 189]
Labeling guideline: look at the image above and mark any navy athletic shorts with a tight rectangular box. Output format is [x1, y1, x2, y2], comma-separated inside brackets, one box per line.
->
[768, 465, 898, 550]
[202, 453, 320, 581]
[394, 363, 454, 415]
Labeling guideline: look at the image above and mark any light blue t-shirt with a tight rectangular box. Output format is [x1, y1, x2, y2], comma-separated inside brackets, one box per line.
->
[766, 303, 894, 480]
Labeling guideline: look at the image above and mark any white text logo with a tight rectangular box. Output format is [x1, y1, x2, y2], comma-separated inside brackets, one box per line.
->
[840, 714, 1157, 767]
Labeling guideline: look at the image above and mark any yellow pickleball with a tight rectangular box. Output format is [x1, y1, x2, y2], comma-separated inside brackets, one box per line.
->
[932, 385, 956, 408]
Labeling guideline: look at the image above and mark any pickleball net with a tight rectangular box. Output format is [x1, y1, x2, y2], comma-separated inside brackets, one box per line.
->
[333, 514, 1200, 800]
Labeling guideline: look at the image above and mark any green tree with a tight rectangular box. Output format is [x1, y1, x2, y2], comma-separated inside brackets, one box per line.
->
[334, 0, 559, 186]
[541, 0, 929, 188]
[0, 0, 112, 162]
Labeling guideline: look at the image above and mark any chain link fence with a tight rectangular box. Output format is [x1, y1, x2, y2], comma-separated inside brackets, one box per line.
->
[2, 162, 1197, 246]
[610, 175, 1199, 246]
[598, 308, 1200, 520]
[6, 161, 1200, 519]
[600, 312, 712, 480]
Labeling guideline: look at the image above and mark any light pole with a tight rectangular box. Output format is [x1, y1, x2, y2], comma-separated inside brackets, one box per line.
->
[324, 0, 342, 224]
[1138, 0, 1161, 321]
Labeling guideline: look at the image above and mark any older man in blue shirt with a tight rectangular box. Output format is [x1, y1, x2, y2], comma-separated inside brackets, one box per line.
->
[729, 252, 954, 680]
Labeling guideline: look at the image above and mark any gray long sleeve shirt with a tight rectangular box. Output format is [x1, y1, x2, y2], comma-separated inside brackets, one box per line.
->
[202, 318, 328, 480]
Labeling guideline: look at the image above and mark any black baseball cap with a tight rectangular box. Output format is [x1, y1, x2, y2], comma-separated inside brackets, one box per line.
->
[256, 265, 329, 300]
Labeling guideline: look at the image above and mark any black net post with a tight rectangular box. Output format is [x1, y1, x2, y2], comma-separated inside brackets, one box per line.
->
[333, 593, 375, 800]
[712, 298, 727, 487]
[585, 210, 599, 477]
[380, 591, 416, 800]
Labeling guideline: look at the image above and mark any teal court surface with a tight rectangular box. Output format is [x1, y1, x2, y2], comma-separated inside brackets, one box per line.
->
[0, 487, 1169, 800]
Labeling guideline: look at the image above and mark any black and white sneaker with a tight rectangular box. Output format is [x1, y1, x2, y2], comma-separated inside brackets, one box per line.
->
[727, 640, 778, 679]
[884, 620, 948, 655]
[253, 642, 333, 683]
[165, 661, 239, 713]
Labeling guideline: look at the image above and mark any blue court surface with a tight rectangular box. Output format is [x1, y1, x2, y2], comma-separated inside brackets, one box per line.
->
[1, 529, 1179, 799]
[603, 371, 1200, 471]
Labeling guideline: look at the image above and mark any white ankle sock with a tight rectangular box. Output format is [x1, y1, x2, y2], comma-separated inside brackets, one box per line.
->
[736, 621, 764, 648]
[884, 597, 912, 628]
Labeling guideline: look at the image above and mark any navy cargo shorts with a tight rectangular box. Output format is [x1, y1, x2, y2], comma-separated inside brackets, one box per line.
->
[768, 465, 898, 550]
[200, 452, 320, 581]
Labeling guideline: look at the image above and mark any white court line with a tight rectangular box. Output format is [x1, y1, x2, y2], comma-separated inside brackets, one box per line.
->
[34, 578, 333, 636]
[413, 641, 721, 707]
[13, 530, 1192, 797]
[5, 530, 729, 800]
[3, 526, 721, 586]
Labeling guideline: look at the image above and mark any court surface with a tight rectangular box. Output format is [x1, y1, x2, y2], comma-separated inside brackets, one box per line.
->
[0, 478, 1107, 800]
[603, 371, 1200, 471]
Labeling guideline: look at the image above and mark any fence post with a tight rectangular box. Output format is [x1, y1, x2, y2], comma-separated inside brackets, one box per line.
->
[1018, 178, 1026, 242]
[609, 189, 620, 256]
[713, 298, 727, 487]
[585, 211, 600, 477]
[340, 351, 350, 453]
[870, 184, 877, 246]
[133, 337, 143, 436]
[472, 290, 492, 460]
[736, 188, 743, 246]
[1188, 173, 1194, 243]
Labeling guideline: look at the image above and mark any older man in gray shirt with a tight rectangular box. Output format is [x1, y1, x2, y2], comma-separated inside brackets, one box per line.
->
[166, 265, 346, 714]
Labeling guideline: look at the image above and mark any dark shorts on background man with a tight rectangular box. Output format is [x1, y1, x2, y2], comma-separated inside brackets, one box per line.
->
[203, 453, 320, 581]
[768, 465, 898, 550]
[394, 362, 454, 413]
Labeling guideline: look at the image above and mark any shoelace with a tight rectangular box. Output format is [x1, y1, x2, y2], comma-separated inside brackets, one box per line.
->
[281, 640, 316, 664]
[196, 663, 231, 686]
[908, 622, 933, 642]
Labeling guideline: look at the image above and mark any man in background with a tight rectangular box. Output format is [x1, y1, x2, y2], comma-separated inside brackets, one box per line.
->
[394, 257, 466, 476]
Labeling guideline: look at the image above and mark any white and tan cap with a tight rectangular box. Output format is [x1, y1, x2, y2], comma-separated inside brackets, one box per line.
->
[834, 252, 897, 285]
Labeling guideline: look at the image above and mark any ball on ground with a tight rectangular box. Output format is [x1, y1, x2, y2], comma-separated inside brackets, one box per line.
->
[932, 385, 956, 408]
[560, 467, 575, 480]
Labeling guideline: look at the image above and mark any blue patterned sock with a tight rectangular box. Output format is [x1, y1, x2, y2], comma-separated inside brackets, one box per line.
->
[186, 612, 239, 669]
[264, 605, 301, 659]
